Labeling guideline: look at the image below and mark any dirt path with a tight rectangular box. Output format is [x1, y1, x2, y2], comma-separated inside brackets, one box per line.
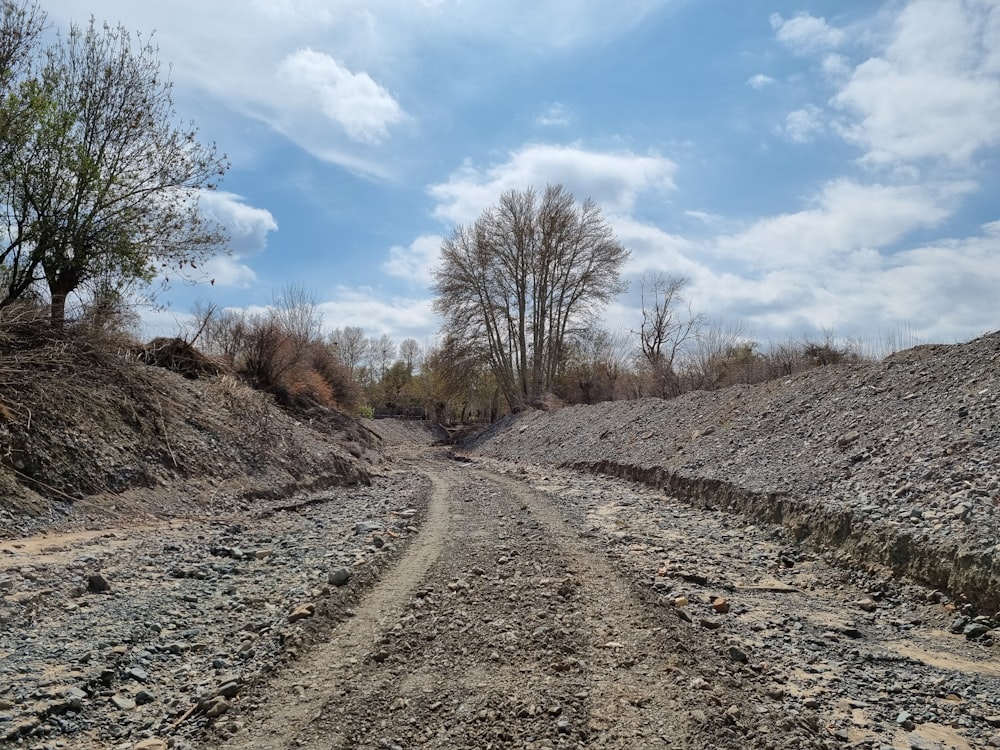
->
[220, 465, 454, 750]
[216, 459, 825, 750]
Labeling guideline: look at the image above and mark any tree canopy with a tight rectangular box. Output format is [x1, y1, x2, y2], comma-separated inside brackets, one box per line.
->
[0, 4, 228, 324]
[433, 184, 629, 411]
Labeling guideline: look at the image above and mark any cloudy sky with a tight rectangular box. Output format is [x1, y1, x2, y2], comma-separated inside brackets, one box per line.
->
[43, 0, 1000, 348]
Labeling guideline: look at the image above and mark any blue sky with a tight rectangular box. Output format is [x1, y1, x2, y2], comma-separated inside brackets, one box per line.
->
[43, 0, 1000, 349]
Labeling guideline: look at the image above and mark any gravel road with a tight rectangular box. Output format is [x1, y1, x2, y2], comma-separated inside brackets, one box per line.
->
[2, 425, 998, 749]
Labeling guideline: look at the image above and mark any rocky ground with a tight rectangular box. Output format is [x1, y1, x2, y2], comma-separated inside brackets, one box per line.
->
[2, 334, 999, 749]
[468, 332, 1000, 614]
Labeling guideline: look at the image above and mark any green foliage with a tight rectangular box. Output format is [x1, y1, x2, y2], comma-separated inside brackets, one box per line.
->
[1, 9, 229, 325]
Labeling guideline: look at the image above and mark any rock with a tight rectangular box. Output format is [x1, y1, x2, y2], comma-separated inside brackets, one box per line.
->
[216, 681, 241, 699]
[127, 666, 149, 682]
[202, 695, 231, 718]
[727, 646, 749, 664]
[87, 573, 111, 593]
[288, 603, 315, 622]
[355, 522, 383, 535]
[328, 567, 352, 587]
[111, 695, 136, 711]
[134, 690, 156, 705]
[133, 740, 168, 750]
[857, 598, 877, 612]
[963, 623, 990, 639]
[711, 597, 730, 614]
[896, 710, 915, 731]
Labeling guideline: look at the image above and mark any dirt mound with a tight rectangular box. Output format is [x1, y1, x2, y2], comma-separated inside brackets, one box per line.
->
[467, 332, 1000, 613]
[0, 333, 377, 538]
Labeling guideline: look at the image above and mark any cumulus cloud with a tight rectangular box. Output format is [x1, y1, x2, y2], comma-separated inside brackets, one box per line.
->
[768, 1, 1000, 168]
[713, 179, 961, 269]
[40, 1, 668, 176]
[782, 105, 826, 143]
[277, 49, 406, 144]
[198, 191, 278, 257]
[746, 74, 775, 89]
[428, 144, 677, 225]
[317, 287, 436, 338]
[383, 234, 444, 286]
[199, 255, 259, 288]
[770, 12, 846, 55]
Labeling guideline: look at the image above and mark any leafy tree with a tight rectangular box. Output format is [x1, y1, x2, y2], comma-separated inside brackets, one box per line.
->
[433, 184, 629, 411]
[0, 15, 228, 324]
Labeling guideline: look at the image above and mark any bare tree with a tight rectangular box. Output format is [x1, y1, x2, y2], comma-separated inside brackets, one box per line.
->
[398, 337, 421, 374]
[329, 325, 366, 374]
[367, 334, 396, 382]
[271, 283, 322, 342]
[635, 273, 703, 397]
[433, 184, 629, 411]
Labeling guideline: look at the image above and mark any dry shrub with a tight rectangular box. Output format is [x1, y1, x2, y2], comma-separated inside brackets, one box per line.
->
[306, 342, 362, 412]
[285, 367, 334, 407]
[138, 337, 227, 379]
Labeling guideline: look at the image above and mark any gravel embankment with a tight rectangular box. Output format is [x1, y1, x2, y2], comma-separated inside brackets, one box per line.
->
[0, 473, 430, 749]
[466, 333, 1000, 614]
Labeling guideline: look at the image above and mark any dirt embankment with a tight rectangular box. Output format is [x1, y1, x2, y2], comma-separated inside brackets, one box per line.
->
[466, 332, 1000, 614]
[0, 344, 378, 539]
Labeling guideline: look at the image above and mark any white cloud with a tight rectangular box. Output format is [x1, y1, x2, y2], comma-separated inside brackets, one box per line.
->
[537, 102, 572, 126]
[200, 256, 259, 288]
[766, 1, 1000, 168]
[832, 47, 1000, 166]
[770, 12, 846, 55]
[429, 144, 677, 225]
[198, 191, 278, 257]
[383, 234, 443, 286]
[713, 179, 960, 269]
[277, 49, 406, 144]
[317, 288, 436, 338]
[782, 105, 826, 143]
[40, 1, 670, 176]
[746, 74, 775, 89]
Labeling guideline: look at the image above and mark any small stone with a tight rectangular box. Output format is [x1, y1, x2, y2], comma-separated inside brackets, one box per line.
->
[896, 710, 915, 731]
[111, 695, 136, 711]
[355, 522, 383, 535]
[857, 598, 877, 612]
[127, 666, 149, 682]
[727, 646, 749, 664]
[133, 740, 168, 750]
[288, 603, 315, 622]
[963, 623, 990, 639]
[711, 598, 730, 614]
[328, 568, 352, 587]
[202, 695, 230, 718]
[134, 690, 156, 706]
[87, 573, 111, 593]
[216, 681, 241, 699]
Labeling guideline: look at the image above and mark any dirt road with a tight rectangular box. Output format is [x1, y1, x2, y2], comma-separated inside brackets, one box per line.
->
[215, 452, 1000, 750]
